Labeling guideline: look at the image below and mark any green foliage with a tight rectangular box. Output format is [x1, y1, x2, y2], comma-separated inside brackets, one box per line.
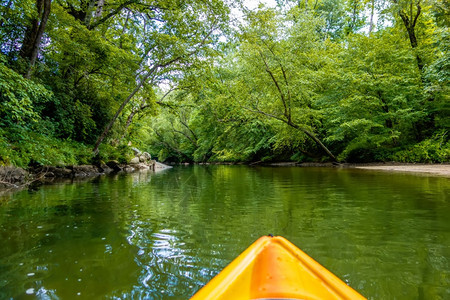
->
[0, 125, 92, 167]
[424, 27, 450, 130]
[388, 131, 450, 163]
[0, 0, 448, 166]
[319, 30, 429, 161]
[143, 2, 448, 164]
[0, 58, 52, 125]
[0, 131, 14, 166]
[95, 144, 134, 164]
[212, 119, 274, 162]
[72, 100, 97, 142]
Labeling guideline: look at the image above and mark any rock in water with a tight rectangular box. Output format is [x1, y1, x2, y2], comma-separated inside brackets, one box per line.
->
[130, 157, 140, 164]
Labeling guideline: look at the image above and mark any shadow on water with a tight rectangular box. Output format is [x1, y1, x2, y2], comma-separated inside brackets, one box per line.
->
[0, 166, 448, 299]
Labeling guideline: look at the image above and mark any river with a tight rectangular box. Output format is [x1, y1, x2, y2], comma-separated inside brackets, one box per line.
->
[0, 166, 449, 299]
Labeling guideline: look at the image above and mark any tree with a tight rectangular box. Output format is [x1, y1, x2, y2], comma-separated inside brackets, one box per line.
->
[233, 8, 338, 161]
[276, 0, 366, 39]
[318, 31, 426, 161]
[92, 0, 230, 154]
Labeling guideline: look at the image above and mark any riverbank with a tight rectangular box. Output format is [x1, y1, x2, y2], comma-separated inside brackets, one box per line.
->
[173, 161, 450, 177]
[351, 163, 450, 177]
[265, 162, 450, 177]
[242, 162, 448, 177]
[0, 160, 174, 191]
[1, 161, 447, 191]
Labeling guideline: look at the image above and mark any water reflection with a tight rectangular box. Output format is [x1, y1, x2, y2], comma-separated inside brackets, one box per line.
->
[0, 166, 449, 299]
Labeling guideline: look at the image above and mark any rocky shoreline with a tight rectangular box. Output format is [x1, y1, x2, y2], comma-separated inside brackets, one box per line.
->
[0, 162, 151, 189]
[0, 149, 173, 190]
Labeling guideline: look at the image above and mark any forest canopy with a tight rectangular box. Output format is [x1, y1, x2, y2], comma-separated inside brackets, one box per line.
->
[0, 0, 448, 167]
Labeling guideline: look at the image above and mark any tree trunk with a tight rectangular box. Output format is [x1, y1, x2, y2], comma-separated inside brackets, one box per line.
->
[84, 0, 97, 27]
[368, 0, 375, 34]
[289, 122, 338, 162]
[95, 0, 105, 18]
[404, 25, 424, 71]
[20, 0, 52, 78]
[20, 0, 43, 60]
[349, 4, 358, 34]
[258, 51, 338, 162]
[93, 72, 152, 154]
[119, 103, 142, 143]
[397, 1, 423, 71]
[20, 18, 40, 61]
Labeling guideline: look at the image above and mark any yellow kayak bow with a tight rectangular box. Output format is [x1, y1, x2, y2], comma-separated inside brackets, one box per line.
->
[191, 235, 366, 300]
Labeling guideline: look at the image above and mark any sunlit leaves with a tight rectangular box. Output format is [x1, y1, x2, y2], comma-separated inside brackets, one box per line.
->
[318, 30, 430, 160]
[0, 58, 52, 125]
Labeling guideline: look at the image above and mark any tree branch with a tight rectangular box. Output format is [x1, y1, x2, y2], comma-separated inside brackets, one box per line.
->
[264, 42, 292, 120]
[154, 129, 190, 160]
[89, 0, 136, 29]
[243, 106, 338, 162]
[258, 51, 289, 119]
[412, 0, 421, 27]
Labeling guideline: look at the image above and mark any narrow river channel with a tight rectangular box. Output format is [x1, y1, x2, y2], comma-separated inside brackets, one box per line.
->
[0, 166, 449, 299]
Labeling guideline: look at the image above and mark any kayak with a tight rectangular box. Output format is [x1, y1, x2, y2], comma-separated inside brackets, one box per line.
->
[190, 235, 366, 300]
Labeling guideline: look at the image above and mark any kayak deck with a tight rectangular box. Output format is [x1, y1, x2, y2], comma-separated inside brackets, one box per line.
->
[191, 236, 366, 300]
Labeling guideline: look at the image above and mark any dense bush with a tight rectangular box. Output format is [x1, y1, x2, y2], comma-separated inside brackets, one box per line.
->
[389, 131, 449, 163]
[0, 125, 92, 168]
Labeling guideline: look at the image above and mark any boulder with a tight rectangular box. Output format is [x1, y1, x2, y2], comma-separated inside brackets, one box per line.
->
[135, 163, 150, 170]
[99, 164, 113, 174]
[106, 161, 122, 172]
[37, 166, 72, 178]
[52, 167, 73, 177]
[73, 165, 101, 177]
[143, 152, 151, 160]
[130, 157, 140, 164]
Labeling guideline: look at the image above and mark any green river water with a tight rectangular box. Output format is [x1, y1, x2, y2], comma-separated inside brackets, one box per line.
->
[0, 166, 449, 299]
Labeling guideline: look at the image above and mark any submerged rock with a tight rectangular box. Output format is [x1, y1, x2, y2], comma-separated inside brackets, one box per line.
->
[0, 166, 28, 187]
[123, 166, 135, 172]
